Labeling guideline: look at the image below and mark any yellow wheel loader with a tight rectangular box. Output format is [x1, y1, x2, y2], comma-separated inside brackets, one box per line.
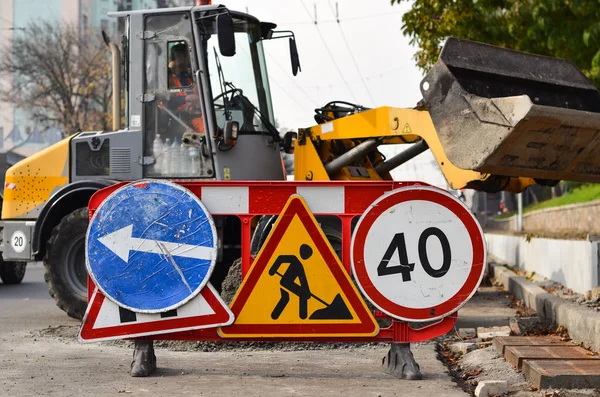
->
[0, 4, 598, 320]
[292, 37, 600, 191]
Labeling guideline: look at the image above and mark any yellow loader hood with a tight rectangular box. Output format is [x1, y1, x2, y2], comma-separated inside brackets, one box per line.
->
[2, 138, 71, 219]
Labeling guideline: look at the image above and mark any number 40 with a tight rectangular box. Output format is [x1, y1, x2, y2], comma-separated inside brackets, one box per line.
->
[377, 227, 451, 282]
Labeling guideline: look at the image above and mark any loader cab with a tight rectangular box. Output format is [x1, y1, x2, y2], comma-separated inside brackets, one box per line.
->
[130, 5, 290, 181]
[71, 5, 293, 183]
[191, 6, 288, 180]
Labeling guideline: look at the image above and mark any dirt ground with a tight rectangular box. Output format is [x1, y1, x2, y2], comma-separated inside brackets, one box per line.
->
[8, 264, 600, 396]
[445, 344, 600, 397]
[0, 264, 467, 397]
[1, 330, 466, 397]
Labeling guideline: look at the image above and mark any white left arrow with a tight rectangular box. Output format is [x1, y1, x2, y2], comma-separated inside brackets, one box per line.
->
[97, 224, 216, 263]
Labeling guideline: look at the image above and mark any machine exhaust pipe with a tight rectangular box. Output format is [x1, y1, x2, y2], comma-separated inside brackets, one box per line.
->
[103, 31, 121, 131]
[325, 139, 379, 177]
[375, 140, 429, 176]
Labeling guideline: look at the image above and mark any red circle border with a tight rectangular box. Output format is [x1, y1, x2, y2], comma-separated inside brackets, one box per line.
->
[351, 187, 485, 322]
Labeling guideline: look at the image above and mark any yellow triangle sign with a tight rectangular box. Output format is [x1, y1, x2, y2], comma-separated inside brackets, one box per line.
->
[219, 195, 378, 338]
[403, 123, 412, 133]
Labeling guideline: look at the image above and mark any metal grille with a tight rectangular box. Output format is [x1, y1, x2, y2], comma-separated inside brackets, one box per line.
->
[110, 148, 131, 174]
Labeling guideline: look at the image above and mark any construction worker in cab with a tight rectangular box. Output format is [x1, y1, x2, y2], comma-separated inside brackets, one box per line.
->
[167, 43, 205, 135]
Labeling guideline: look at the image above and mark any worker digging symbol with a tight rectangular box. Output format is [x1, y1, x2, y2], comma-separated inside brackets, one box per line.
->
[268, 243, 353, 320]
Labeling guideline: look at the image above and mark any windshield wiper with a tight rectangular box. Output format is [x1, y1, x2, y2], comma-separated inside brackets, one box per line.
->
[224, 81, 280, 141]
[213, 47, 231, 121]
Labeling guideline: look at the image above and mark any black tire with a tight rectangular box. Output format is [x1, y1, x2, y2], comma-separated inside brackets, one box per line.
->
[44, 207, 89, 320]
[251, 215, 343, 259]
[318, 220, 342, 260]
[250, 215, 276, 256]
[0, 258, 26, 284]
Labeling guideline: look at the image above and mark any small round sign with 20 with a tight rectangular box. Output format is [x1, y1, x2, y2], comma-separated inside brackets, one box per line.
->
[351, 185, 486, 322]
[10, 230, 27, 254]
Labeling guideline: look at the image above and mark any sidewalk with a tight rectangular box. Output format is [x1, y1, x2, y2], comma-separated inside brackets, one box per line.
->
[491, 263, 600, 352]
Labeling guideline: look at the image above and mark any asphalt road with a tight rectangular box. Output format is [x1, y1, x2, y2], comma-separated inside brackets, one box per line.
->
[0, 263, 78, 333]
[0, 263, 468, 397]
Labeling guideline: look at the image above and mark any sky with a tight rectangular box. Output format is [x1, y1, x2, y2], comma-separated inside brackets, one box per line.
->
[220, 0, 449, 188]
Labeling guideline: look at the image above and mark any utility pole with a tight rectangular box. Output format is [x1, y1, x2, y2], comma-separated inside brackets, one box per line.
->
[516, 193, 523, 232]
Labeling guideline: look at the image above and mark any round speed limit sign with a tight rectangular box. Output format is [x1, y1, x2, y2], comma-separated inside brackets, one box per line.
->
[351, 185, 486, 322]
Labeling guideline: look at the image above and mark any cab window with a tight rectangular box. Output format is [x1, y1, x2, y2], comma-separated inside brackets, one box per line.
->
[167, 41, 194, 90]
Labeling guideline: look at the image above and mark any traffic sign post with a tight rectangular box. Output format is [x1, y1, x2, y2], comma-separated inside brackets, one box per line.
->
[86, 180, 217, 314]
[351, 186, 486, 322]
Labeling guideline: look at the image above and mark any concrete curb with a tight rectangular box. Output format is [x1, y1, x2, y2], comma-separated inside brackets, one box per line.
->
[491, 264, 600, 352]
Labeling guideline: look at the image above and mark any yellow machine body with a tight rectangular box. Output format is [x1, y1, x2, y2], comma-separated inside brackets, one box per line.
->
[293, 106, 537, 193]
[2, 138, 71, 219]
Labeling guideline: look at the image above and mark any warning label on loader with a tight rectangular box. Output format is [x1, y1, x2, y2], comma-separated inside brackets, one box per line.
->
[219, 195, 378, 338]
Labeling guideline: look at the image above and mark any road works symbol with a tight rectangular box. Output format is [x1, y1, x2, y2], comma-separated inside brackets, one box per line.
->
[351, 186, 486, 323]
[86, 180, 217, 314]
[269, 244, 353, 321]
[219, 195, 378, 338]
[78, 282, 234, 343]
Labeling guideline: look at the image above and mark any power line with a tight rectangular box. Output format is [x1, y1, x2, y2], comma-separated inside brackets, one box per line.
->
[275, 65, 410, 90]
[0, 16, 12, 25]
[269, 74, 312, 114]
[235, 43, 312, 116]
[328, 0, 376, 106]
[299, 0, 358, 103]
[0, 16, 26, 32]
[265, 51, 316, 104]
[279, 10, 406, 25]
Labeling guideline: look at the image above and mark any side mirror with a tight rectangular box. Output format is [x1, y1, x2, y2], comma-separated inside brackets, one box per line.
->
[217, 13, 236, 57]
[282, 131, 297, 154]
[289, 38, 301, 76]
[223, 120, 239, 147]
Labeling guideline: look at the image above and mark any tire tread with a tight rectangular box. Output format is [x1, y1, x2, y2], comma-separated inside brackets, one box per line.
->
[43, 207, 88, 320]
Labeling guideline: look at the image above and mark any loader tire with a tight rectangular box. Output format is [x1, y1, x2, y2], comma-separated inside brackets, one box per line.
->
[250, 215, 276, 256]
[251, 216, 343, 259]
[319, 221, 342, 260]
[0, 258, 26, 284]
[44, 207, 89, 320]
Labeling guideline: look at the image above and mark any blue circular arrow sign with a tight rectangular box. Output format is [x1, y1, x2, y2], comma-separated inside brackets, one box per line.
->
[86, 180, 217, 313]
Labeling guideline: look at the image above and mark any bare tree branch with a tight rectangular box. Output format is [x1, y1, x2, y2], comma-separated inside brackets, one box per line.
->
[0, 20, 113, 134]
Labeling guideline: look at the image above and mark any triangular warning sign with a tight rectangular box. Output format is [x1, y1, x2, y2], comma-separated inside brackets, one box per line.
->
[219, 195, 378, 338]
[403, 123, 412, 133]
[79, 282, 233, 343]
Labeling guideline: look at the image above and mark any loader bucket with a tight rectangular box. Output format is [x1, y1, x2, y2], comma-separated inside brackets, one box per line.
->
[421, 37, 600, 183]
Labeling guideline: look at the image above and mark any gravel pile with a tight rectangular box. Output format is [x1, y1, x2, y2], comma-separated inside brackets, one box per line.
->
[35, 258, 392, 353]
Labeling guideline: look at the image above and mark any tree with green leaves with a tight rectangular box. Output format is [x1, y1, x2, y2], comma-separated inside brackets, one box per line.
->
[392, 0, 600, 87]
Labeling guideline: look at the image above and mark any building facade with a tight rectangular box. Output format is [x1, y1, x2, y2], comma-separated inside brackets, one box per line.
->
[0, 0, 201, 150]
[118, 0, 157, 11]
[0, 0, 94, 139]
[157, 0, 196, 7]
[93, 0, 119, 34]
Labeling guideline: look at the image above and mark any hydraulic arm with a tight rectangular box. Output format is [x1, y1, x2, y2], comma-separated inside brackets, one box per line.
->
[293, 37, 600, 193]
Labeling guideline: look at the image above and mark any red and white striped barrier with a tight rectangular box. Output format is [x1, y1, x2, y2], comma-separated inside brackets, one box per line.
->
[85, 180, 482, 343]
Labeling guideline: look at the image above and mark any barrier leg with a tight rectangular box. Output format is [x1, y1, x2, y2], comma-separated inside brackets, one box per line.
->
[130, 339, 157, 377]
[383, 343, 422, 380]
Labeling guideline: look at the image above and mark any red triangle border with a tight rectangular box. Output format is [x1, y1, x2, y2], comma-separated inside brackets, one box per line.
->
[219, 195, 378, 337]
[79, 283, 232, 342]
